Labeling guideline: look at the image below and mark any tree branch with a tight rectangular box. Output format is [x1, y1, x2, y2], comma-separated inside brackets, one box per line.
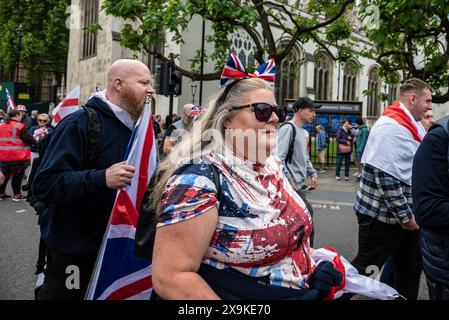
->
[309, 32, 337, 61]
[265, 0, 354, 61]
[265, 0, 354, 34]
[252, 0, 277, 57]
[206, 13, 265, 64]
[432, 90, 449, 103]
[146, 49, 221, 80]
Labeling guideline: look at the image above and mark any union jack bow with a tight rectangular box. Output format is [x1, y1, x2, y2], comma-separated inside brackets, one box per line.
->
[220, 51, 276, 87]
[191, 105, 201, 120]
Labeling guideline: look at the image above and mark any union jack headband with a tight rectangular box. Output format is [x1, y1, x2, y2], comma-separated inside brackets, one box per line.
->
[220, 51, 276, 87]
[217, 52, 276, 106]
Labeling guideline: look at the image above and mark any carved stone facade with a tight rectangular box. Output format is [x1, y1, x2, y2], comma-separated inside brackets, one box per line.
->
[67, 0, 149, 103]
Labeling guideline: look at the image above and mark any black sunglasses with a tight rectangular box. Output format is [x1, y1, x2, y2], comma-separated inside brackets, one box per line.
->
[38, 119, 47, 122]
[231, 103, 286, 123]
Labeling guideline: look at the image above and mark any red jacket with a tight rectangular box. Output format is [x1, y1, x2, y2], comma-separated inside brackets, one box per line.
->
[0, 121, 31, 161]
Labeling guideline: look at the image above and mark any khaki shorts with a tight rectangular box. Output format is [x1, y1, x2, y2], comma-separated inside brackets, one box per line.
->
[318, 149, 326, 164]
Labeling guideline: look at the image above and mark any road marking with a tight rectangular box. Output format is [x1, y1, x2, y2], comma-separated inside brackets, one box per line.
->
[15, 210, 27, 213]
[309, 200, 353, 207]
[311, 203, 341, 211]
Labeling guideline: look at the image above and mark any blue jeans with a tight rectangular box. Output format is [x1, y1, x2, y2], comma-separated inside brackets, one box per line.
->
[336, 153, 351, 177]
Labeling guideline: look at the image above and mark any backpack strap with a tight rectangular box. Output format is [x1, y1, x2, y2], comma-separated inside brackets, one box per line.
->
[209, 163, 222, 205]
[135, 162, 223, 263]
[82, 106, 101, 165]
[281, 122, 296, 164]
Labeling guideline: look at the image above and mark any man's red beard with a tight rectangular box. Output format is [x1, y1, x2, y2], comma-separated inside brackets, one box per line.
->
[120, 89, 147, 121]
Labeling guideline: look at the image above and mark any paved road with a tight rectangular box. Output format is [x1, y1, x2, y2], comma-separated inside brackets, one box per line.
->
[0, 176, 428, 300]
[0, 189, 40, 300]
[307, 187, 429, 300]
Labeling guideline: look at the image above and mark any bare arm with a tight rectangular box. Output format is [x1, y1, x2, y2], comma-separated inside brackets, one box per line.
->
[152, 206, 221, 300]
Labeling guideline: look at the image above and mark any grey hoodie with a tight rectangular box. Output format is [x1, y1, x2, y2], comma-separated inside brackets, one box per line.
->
[277, 121, 317, 188]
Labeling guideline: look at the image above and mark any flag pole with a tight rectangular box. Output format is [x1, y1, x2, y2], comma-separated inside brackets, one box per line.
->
[85, 101, 150, 300]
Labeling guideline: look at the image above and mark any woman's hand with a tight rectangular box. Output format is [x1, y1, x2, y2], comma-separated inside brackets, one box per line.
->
[308, 261, 343, 299]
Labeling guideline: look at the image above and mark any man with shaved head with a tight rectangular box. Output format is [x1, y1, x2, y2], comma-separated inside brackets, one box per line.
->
[162, 103, 200, 154]
[33, 59, 154, 300]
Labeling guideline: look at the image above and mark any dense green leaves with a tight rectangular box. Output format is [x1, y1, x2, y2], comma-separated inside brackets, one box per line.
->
[0, 0, 70, 84]
[102, 0, 355, 80]
[359, 0, 449, 102]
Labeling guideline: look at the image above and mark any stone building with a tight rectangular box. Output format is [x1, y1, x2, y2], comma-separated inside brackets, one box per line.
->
[67, 0, 449, 124]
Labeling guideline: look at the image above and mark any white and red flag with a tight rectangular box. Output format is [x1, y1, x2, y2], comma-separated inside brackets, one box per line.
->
[51, 85, 80, 127]
[361, 100, 426, 185]
[86, 100, 158, 300]
[5, 88, 16, 113]
[311, 248, 401, 300]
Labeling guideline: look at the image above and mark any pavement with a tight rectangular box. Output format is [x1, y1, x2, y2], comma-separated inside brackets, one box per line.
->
[304, 166, 359, 205]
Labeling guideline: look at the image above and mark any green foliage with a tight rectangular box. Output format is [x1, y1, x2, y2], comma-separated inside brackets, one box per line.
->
[359, 0, 449, 102]
[0, 0, 70, 84]
[102, 0, 356, 79]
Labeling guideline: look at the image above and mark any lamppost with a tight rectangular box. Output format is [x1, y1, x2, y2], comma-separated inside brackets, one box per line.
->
[199, 19, 205, 106]
[16, 24, 24, 83]
[191, 84, 197, 104]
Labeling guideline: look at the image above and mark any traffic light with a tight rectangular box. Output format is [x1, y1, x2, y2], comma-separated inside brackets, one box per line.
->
[157, 61, 170, 96]
[171, 70, 182, 96]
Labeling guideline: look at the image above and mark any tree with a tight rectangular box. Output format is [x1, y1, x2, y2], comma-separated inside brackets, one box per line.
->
[359, 0, 449, 103]
[102, 0, 356, 81]
[0, 0, 70, 85]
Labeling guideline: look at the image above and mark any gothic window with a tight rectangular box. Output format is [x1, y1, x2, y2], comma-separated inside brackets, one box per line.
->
[231, 31, 256, 68]
[387, 73, 401, 103]
[343, 60, 359, 101]
[367, 67, 381, 117]
[81, 0, 99, 59]
[314, 52, 333, 100]
[277, 47, 301, 105]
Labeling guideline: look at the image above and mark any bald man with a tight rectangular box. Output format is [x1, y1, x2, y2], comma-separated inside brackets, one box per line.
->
[162, 103, 198, 154]
[33, 59, 154, 300]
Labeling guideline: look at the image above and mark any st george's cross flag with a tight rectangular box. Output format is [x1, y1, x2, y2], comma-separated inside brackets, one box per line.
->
[51, 85, 80, 127]
[86, 100, 158, 300]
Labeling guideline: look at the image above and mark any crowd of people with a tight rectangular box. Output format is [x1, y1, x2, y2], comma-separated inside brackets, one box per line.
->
[1, 54, 448, 301]
[0, 105, 52, 201]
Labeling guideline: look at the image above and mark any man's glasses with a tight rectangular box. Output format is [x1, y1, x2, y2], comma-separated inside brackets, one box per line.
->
[38, 119, 47, 123]
[231, 103, 286, 123]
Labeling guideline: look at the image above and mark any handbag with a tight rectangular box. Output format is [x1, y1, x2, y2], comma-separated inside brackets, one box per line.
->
[338, 143, 351, 154]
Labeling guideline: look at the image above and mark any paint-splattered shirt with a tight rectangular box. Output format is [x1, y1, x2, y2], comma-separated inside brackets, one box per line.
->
[157, 152, 314, 290]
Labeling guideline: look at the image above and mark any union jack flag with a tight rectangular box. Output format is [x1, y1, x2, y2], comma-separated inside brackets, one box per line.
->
[5, 88, 16, 113]
[86, 100, 158, 300]
[220, 51, 276, 87]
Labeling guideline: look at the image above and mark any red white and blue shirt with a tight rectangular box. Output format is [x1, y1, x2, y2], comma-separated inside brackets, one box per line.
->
[158, 152, 314, 290]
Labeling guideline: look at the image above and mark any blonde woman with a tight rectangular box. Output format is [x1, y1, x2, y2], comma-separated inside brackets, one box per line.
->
[149, 53, 342, 300]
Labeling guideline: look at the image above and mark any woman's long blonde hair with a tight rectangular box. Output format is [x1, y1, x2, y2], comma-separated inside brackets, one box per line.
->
[152, 78, 272, 214]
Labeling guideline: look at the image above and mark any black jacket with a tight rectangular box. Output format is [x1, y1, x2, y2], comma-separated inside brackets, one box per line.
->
[412, 123, 449, 286]
[33, 96, 132, 256]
